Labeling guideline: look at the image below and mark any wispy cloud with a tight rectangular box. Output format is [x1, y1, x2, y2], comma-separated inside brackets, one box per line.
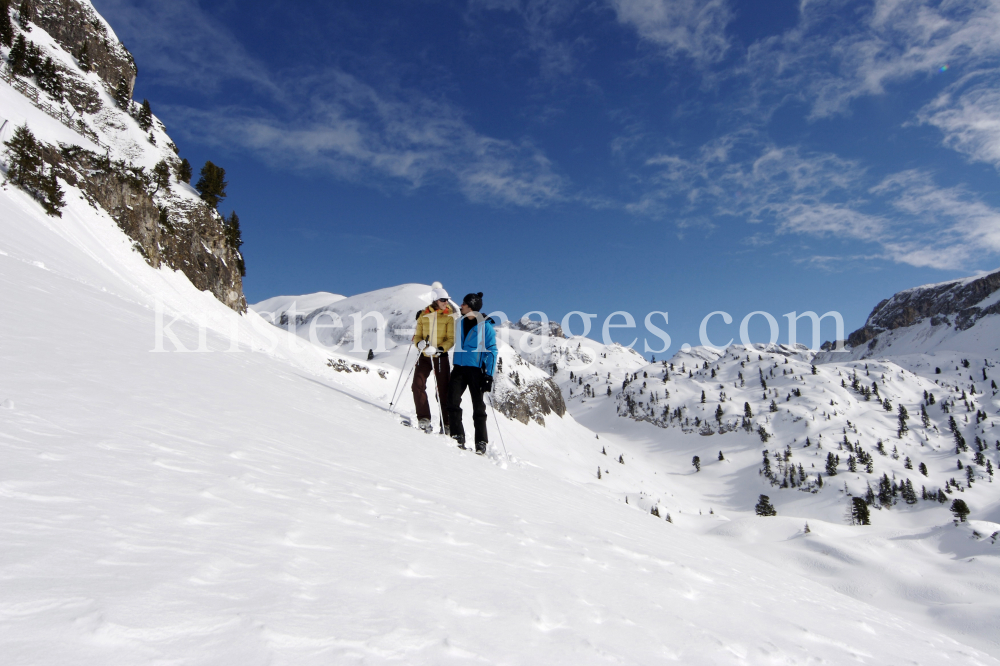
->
[626, 133, 1000, 270]
[746, 0, 1000, 119]
[917, 69, 1000, 170]
[609, 0, 732, 65]
[95, 0, 567, 207]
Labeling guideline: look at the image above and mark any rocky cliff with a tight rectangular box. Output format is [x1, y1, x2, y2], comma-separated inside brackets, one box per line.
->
[3, 0, 246, 311]
[846, 269, 1000, 350]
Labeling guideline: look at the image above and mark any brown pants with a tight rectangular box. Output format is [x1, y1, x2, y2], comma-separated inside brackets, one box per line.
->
[412, 354, 450, 426]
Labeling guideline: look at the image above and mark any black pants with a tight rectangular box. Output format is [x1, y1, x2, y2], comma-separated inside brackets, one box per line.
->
[411, 355, 450, 426]
[448, 366, 487, 443]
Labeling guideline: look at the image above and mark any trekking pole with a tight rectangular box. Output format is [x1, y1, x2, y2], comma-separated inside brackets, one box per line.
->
[431, 355, 446, 435]
[388, 345, 412, 413]
[486, 393, 509, 460]
[389, 347, 419, 417]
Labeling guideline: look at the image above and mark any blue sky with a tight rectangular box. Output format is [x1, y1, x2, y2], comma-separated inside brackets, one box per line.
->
[93, 0, 1000, 350]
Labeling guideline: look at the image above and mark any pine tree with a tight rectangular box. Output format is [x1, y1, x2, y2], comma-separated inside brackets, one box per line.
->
[0, 0, 13, 48]
[39, 169, 64, 217]
[114, 76, 131, 110]
[195, 161, 227, 208]
[877, 473, 893, 507]
[769, 399, 778, 412]
[17, 0, 32, 30]
[3, 123, 42, 189]
[825, 452, 839, 476]
[136, 99, 153, 132]
[8, 33, 28, 76]
[902, 479, 917, 505]
[75, 40, 90, 72]
[38, 57, 63, 101]
[744, 402, 752, 419]
[700, 390, 706, 403]
[897, 404, 909, 437]
[755, 494, 777, 517]
[650, 505, 660, 517]
[718, 450, 724, 461]
[225, 211, 245, 277]
[692, 456, 700, 472]
[851, 497, 871, 525]
[921, 404, 930, 428]
[151, 160, 171, 194]
[715, 404, 723, 423]
[950, 498, 970, 522]
[175, 158, 193, 184]
[919, 462, 928, 476]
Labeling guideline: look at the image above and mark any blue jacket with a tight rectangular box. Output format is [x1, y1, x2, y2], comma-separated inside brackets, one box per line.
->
[453, 316, 497, 376]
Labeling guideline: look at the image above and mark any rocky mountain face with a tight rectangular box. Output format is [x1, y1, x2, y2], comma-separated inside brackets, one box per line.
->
[4, 0, 246, 311]
[846, 269, 1000, 350]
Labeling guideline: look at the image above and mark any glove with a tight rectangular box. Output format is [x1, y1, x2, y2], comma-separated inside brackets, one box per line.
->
[433, 348, 446, 357]
[416, 340, 427, 351]
[424, 345, 438, 357]
[481, 373, 494, 393]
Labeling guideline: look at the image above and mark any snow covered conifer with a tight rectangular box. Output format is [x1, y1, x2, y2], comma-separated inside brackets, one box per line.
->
[136, 99, 153, 132]
[718, 450, 724, 461]
[769, 399, 778, 413]
[114, 76, 131, 110]
[744, 402, 752, 419]
[950, 499, 970, 522]
[919, 462, 928, 476]
[700, 390, 706, 403]
[715, 405, 723, 423]
[39, 169, 64, 217]
[4, 123, 42, 189]
[755, 495, 776, 517]
[8, 34, 28, 76]
[0, 0, 12, 47]
[17, 0, 32, 29]
[851, 497, 871, 525]
[825, 452, 839, 476]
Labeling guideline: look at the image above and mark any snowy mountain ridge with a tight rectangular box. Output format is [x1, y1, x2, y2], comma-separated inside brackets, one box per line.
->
[0, 0, 246, 310]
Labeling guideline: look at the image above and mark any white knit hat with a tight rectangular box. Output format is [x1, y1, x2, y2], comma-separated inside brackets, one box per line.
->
[432, 287, 450, 301]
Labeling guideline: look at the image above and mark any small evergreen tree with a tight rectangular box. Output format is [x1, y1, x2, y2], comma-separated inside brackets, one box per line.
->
[75, 40, 90, 72]
[175, 158, 193, 184]
[919, 462, 928, 476]
[0, 0, 13, 48]
[39, 169, 64, 217]
[195, 160, 227, 208]
[755, 494, 777, 516]
[650, 505, 660, 517]
[902, 479, 918, 505]
[715, 404, 723, 423]
[225, 211, 245, 277]
[114, 76, 131, 110]
[897, 404, 909, 437]
[921, 404, 930, 428]
[811, 364, 817, 375]
[744, 402, 752, 419]
[718, 450, 724, 461]
[950, 498, 970, 522]
[8, 33, 28, 76]
[4, 123, 42, 189]
[691, 456, 700, 472]
[17, 0, 33, 29]
[851, 497, 871, 525]
[136, 99, 153, 132]
[151, 160, 171, 194]
[700, 390, 706, 404]
[825, 452, 839, 476]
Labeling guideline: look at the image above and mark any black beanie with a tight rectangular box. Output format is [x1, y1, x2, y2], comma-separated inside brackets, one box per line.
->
[463, 292, 483, 312]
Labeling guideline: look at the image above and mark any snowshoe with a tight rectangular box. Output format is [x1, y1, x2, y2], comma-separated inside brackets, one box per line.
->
[418, 418, 433, 434]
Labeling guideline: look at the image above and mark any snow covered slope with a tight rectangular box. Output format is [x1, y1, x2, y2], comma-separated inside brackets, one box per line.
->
[4, 141, 999, 664]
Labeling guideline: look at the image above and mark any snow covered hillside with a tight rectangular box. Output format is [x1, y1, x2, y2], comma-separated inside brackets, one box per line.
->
[2, 1, 999, 661]
[10, 164, 1000, 665]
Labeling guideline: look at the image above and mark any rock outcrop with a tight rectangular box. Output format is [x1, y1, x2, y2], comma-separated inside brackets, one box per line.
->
[846, 269, 1000, 349]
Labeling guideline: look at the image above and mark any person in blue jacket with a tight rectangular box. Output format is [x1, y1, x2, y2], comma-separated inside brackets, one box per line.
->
[449, 292, 497, 454]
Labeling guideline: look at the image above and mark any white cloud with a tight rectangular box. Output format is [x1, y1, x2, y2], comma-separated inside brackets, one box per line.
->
[165, 70, 566, 207]
[95, 0, 567, 207]
[610, 0, 732, 65]
[627, 134, 1000, 270]
[918, 70, 1000, 169]
[747, 0, 1000, 119]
